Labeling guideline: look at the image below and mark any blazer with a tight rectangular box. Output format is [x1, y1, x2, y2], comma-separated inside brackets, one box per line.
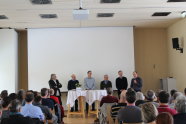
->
[100, 80, 112, 90]
[48, 79, 62, 96]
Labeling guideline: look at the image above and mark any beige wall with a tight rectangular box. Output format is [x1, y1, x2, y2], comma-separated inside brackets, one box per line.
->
[167, 18, 186, 92]
[134, 28, 169, 92]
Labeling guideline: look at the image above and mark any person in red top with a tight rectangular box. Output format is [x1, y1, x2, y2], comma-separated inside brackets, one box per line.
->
[100, 88, 118, 107]
[157, 90, 177, 116]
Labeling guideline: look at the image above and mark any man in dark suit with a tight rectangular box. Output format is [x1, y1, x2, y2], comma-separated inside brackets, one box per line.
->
[116, 70, 128, 98]
[67, 74, 79, 112]
[100, 74, 112, 90]
[49, 74, 62, 105]
[130, 71, 143, 92]
[1, 100, 37, 124]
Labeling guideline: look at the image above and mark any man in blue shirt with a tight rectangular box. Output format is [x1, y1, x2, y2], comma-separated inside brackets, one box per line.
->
[21, 92, 44, 121]
[84, 71, 96, 112]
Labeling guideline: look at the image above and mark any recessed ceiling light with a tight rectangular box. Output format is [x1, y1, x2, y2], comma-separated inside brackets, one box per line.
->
[40, 14, 57, 19]
[152, 12, 171, 16]
[97, 13, 114, 17]
[30, 0, 52, 5]
[0, 15, 8, 19]
[101, 0, 121, 3]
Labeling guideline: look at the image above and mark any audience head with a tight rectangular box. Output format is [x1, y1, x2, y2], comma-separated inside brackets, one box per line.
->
[170, 89, 177, 97]
[158, 91, 169, 104]
[41, 88, 49, 97]
[9, 100, 22, 113]
[126, 89, 136, 104]
[25, 92, 34, 103]
[1, 90, 8, 99]
[175, 95, 186, 113]
[156, 112, 173, 124]
[34, 95, 42, 104]
[71, 74, 76, 80]
[2, 96, 11, 109]
[104, 74, 108, 81]
[133, 71, 138, 78]
[17, 89, 26, 101]
[49, 89, 55, 96]
[136, 92, 145, 101]
[106, 88, 113, 95]
[50, 73, 57, 80]
[141, 103, 158, 123]
[184, 88, 186, 96]
[118, 70, 123, 77]
[87, 71, 92, 77]
[9, 93, 17, 101]
[173, 92, 183, 101]
[146, 90, 156, 101]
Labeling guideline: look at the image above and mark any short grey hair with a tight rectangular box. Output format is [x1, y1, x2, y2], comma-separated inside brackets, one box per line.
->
[175, 96, 186, 113]
[136, 92, 145, 100]
[173, 92, 183, 100]
[106, 88, 113, 95]
[141, 103, 158, 123]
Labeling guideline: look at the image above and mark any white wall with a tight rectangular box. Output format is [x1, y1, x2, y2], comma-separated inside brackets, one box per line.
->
[28, 27, 134, 92]
[0, 29, 18, 93]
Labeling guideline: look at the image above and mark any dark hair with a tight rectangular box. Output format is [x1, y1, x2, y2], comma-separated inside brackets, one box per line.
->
[2, 96, 11, 108]
[156, 112, 173, 124]
[9, 100, 22, 113]
[9, 93, 17, 101]
[146, 90, 155, 101]
[170, 89, 177, 97]
[126, 90, 136, 104]
[87, 71, 92, 74]
[25, 93, 34, 102]
[41, 88, 48, 97]
[34, 95, 42, 103]
[1, 90, 8, 99]
[118, 70, 122, 73]
[158, 91, 170, 103]
[184, 88, 186, 95]
[17, 89, 25, 103]
[106, 88, 113, 95]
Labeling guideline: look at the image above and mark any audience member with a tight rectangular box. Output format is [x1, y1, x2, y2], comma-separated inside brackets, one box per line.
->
[8, 93, 17, 101]
[1, 97, 11, 120]
[174, 95, 186, 124]
[1, 100, 35, 124]
[145, 90, 159, 107]
[184, 88, 186, 96]
[21, 92, 44, 121]
[0, 90, 8, 104]
[135, 92, 145, 107]
[118, 89, 142, 123]
[157, 91, 177, 115]
[156, 112, 173, 124]
[169, 89, 177, 104]
[17, 89, 26, 106]
[100, 88, 118, 107]
[41, 88, 54, 110]
[169, 92, 183, 109]
[141, 103, 158, 124]
[100, 74, 112, 90]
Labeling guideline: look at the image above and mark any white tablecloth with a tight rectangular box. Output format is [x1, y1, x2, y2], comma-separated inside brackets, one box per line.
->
[66, 90, 107, 107]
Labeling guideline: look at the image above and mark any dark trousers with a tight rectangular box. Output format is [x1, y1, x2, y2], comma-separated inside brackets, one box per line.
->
[57, 96, 62, 105]
[117, 90, 121, 99]
[71, 99, 78, 112]
[86, 102, 95, 111]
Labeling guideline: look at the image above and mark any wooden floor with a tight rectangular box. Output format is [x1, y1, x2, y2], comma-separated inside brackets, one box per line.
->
[64, 112, 96, 124]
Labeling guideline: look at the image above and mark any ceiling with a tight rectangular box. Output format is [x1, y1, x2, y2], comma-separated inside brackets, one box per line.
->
[0, 0, 185, 29]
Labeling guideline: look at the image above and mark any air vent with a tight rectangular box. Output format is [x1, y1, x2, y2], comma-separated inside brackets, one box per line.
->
[0, 15, 8, 19]
[40, 14, 57, 19]
[97, 13, 114, 17]
[167, 0, 186, 2]
[152, 12, 171, 16]
[30, 0, 52, 4]
[101, 0, 121, 3]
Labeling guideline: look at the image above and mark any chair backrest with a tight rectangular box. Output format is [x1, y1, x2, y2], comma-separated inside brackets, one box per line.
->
[100, 103, 116, 117]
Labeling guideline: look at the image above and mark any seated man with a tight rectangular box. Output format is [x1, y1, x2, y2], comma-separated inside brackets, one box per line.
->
[100, 75, 112, 90]
[118, 89, 142, 123]
[21, 92, 44, 121]
[100, 88, 118, 107]
[157, 90, 177, 116]
[41, 88, 54, 110]
[33, 95, 58, 124]
[1, 97, 11, 120]
[1, 100, 35, 124]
